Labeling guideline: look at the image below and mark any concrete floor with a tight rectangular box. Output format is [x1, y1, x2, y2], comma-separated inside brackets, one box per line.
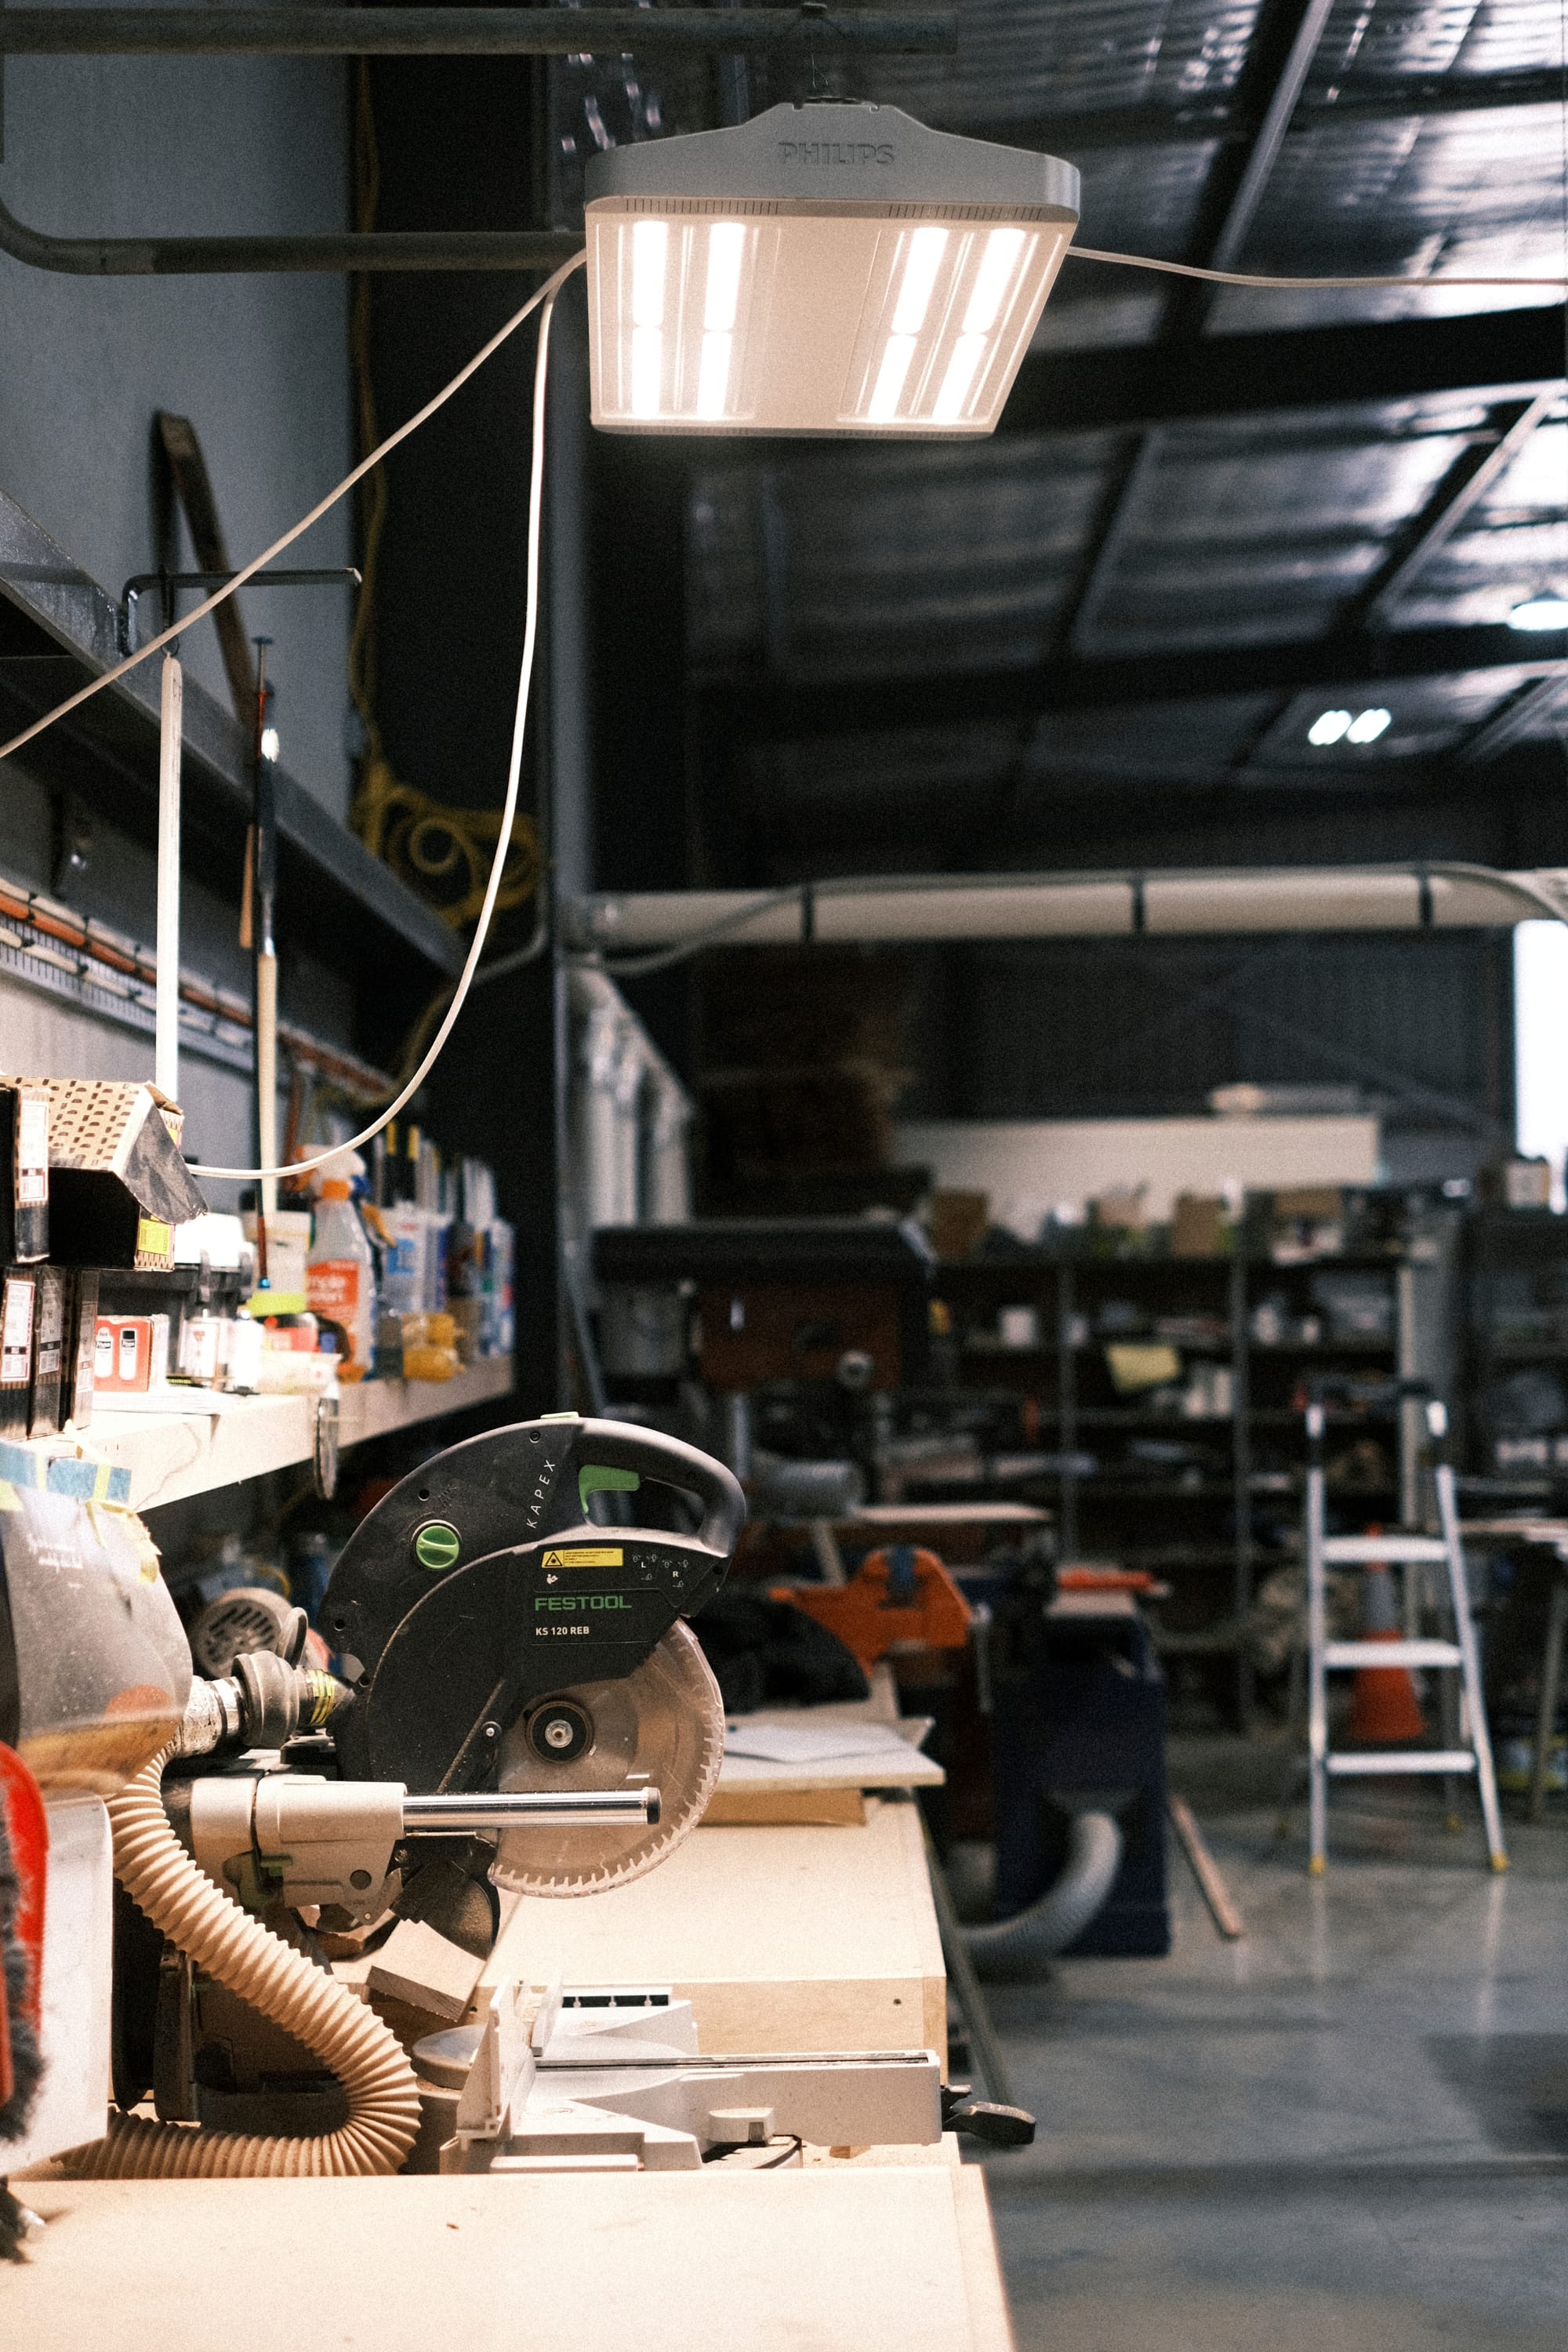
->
[975, 1743, 1568, 2352]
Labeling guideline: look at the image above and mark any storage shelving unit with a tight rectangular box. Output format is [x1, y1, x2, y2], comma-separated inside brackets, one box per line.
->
[927, 1214, 1458, 1722]
[1461, 1208, 1568, 1501]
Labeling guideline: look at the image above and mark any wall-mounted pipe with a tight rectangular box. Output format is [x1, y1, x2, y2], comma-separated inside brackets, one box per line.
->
[0, 198, 583, 277]
[0, 9, 956, 55]
[577, 862, 1568, 962]
[0, 8, 951, 276]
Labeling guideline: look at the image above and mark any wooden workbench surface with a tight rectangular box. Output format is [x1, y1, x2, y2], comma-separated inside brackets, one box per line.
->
[15, 2168, 1014, 2351]
[484, 1791, 947, 2059]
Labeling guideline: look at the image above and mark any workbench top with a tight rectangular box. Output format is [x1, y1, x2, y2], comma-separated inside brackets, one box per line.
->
[15, 2165, 1014, 2352]
[483, 1791, 948, 2059]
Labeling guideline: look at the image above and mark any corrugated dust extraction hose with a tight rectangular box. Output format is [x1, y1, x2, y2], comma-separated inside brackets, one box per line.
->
[61, 1746, 420, 2178]
[962, 1810, 1124, 1980]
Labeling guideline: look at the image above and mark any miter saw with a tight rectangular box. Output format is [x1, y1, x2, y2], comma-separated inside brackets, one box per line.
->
[104, 1414, 1018, 2169]
[320, 1410, 743, 1898]
[108, 1415, 744, 2125]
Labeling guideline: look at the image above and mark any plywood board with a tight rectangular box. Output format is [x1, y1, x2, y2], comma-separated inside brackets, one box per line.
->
[16, 2167, 1012, 2352]
[484, 1794, 946, 2060]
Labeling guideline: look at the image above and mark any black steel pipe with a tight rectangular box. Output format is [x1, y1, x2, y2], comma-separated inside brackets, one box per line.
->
[0, 197, 585, 273]
[0, 7, 956, 53]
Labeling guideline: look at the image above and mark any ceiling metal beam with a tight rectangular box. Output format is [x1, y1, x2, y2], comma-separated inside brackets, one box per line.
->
[1457, 675, 1568, 764]
[1356, 390, 1559, 626]
[1059, 430, 1165, 656]
[1000, 303, 1564, 435]
[710, 623, 1568, 739]
[1055, 0, 1336, 651]
[971, 67, 1568, 155]
[0, 7, 956, 53]
[1169, 0, 1337, 338]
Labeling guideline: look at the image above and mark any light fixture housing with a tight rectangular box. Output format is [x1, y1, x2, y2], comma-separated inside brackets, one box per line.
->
[583, 102, 1080, 437]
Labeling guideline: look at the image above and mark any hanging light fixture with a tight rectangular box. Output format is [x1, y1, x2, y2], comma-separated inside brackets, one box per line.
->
[583, 102, 1080, 437]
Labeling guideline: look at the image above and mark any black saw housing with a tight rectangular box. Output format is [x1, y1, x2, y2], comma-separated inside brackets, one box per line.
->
[321, 1415, 746, 1792]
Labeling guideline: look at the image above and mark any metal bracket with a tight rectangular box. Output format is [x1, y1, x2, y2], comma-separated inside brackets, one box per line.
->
[119, 567, 362, 659]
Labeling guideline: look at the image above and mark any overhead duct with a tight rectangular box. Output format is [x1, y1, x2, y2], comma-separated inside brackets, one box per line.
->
[575, 863, 1568, 960]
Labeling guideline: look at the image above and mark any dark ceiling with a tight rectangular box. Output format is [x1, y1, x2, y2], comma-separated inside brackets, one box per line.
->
[559, 0, 1568, 886]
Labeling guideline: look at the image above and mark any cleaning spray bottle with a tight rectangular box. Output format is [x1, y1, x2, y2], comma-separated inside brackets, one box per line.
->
[307, 1151, 377, 1381]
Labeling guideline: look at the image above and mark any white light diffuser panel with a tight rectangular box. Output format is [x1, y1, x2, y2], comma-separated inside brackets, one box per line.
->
[585, 103, 1080, 438]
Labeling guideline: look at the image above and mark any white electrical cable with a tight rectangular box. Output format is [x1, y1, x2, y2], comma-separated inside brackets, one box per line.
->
[188, 256, 580, 1181]
[1070, 249, 1568, 289]
[0, 252, 583, 777]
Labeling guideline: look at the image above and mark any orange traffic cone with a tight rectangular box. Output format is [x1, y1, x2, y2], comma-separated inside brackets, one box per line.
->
[1345, 1528, 1427, 1744]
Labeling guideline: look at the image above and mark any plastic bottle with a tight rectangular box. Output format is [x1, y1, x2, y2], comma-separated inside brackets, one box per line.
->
[307, 1178, 376, 1379]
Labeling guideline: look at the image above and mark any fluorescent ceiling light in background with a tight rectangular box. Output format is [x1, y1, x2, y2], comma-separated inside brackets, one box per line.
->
[584, 103, 1080, 437]
[1306, 706, 1392, 747]
[1509, 593, 1568, 632]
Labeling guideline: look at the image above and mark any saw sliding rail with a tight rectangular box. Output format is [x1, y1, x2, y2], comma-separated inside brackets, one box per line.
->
[0, 7, 955, 275]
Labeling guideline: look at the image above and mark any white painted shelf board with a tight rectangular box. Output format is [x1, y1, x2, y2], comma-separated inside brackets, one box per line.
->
[83, 1357, 515, 1510]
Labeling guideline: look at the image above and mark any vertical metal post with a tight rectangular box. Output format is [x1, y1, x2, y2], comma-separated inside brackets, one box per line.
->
[1527, 1564, 1568, 1822]
[1305, 1399, 1329, 1873]
[1432, 1425, 1507, 1871]
[1396, 1261, 1421, 1540]
[1057, 1262, 1077, 1559]
[1229, 1253, 1254, 1729]
[154, 652, 183, 1103]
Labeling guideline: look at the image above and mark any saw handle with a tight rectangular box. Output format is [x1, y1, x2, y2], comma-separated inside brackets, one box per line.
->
[573, 1419, 746, 1561]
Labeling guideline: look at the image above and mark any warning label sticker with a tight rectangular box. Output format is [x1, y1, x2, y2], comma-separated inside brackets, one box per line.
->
[541, 1546, 625, 1569]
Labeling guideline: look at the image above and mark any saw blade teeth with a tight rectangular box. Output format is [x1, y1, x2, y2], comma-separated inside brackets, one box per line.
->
[490, 1621, 726, 1897]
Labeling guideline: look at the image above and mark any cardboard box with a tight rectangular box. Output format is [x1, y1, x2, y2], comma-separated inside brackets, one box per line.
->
[0, 1082, 49, 1263]
[1171, 1194, 1228, 1258]
[1, 1267, 37, 1436]
[93, 1314, 170, 1396]
[24, 1080, 205, 1271]
[28, 1264, 67, 1438]
[63, 1270, 98, 1429]
[927, 1189, 989, 1262]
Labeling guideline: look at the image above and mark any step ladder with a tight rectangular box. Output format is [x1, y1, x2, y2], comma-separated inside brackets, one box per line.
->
[1306, 1394, 1506, 1875]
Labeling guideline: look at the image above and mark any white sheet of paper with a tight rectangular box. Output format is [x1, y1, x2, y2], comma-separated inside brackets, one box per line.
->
[724, 1720, 917, 1765]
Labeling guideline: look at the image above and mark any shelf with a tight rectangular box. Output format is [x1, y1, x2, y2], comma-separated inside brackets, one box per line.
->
[84, 1358, 515, 1512]
[1074, 1408, 1236, 1427]
[1073, 1481, 1233, 1501]
[1250, 1338, 1396, 1356]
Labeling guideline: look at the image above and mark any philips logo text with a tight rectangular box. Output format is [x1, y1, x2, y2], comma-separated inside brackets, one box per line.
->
[779, 140, 895, 168]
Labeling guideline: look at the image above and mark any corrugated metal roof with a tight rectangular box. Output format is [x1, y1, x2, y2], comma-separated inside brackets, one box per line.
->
[659, 0, 1568, 839]
[856, 0, 1263, 126]
[689, 434, 1122, 681]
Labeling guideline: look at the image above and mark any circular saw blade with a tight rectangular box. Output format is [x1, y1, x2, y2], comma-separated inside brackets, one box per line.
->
[492, 1621, 725, 1897]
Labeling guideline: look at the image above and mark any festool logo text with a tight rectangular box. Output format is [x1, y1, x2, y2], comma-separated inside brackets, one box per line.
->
[535, 1594, 633, 1612]
[779, 140, 895, 167]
